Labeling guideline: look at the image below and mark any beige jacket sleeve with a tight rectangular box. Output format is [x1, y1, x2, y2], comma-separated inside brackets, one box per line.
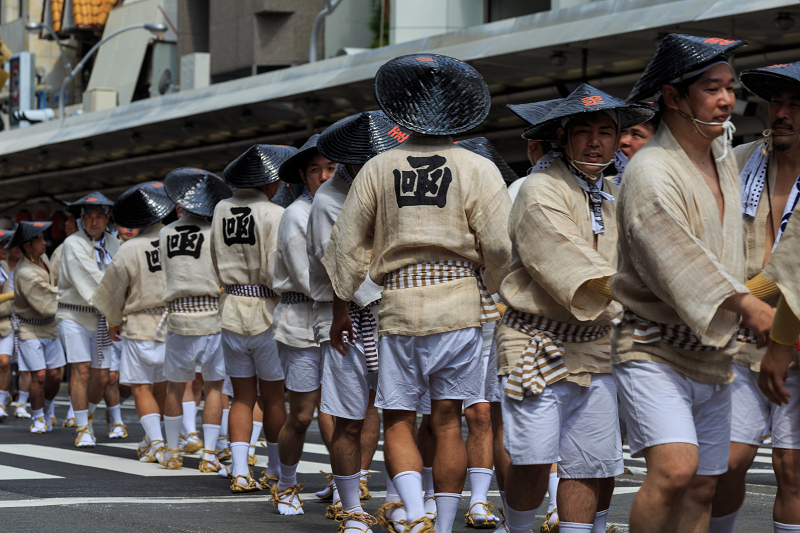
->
[511, 174, 615, 321]
[91, 257, 130, 328]
[765, 212, 800, 320]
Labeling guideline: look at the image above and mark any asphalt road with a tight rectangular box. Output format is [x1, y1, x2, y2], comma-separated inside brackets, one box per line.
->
[0, 385, 779, 532]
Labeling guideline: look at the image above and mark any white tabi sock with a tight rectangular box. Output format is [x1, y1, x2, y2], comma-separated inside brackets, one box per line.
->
[74, 409, 89, 428]
[164, 415, 183, 452]
[592, 509, 610, 533]
[334, 471, 363, 513]
[422, 466, 435, 498]
[386, 472, 401, 503]
[559, 522, 593, 533]
[217, 408, 230, 450]
[773, 521, 800, 532]
[709, 510, 738, 533]
[266, 440, 280, 478]
[181, 401, 197, 435]
[140, 413, 163, 442]
[468, 467, 494, 507]
[18, 391, 29, 407]
[66, 396, 74, 419]
[393, 471, 426, 529]
[0, 390, 8, 406]
[87, 402, 97, 415]
[48, 400, 56, 418]
[505, 505, 538, 533]
[278, 461, 298, 490]
[433, 493, 461, 533]
[230, 441, 250, 481]
[249, 421, 263, 456]
[202, 424, 221, 451]
[32, 408, 44, 419]
[108, 404, 123, 425]
[547, 472, 559, 512]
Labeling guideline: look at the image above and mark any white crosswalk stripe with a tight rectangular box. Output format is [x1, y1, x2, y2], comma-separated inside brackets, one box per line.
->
[622, 444, 775, 476]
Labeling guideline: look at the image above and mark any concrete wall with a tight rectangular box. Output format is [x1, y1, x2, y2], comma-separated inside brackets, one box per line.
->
[324, 0, 372, 59]
[389, 0, 483, 45]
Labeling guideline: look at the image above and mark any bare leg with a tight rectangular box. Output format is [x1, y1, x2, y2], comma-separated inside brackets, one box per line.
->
[504, 463, 550, 511]
[675, 474, 718, 533]
[104, 371, 120, 407]
[131, 383, 161, 417]
[229, 376, 257, 443]
[331, 416, 365, 476]
[278, 388, 319, 466]
[430, 399, 467, 493]
[44, 368, 62, 403]
[418, 414, 435, 468]
[164, 381, 187, 418]
[711, 442, 758, 517]
[318, 409, 334, 450]
[29, 369, 46, 411]
[202, 380, 223, 425]
[465, 402, 493, 469]
[0, 353, 11, 391]
[87, 368, 110, 405]
[259, 379, 287, 443]
[69, 362, 91, 411]
[360, 390, 380, 471]
[490, 401, 510, 491]
[630, 442, 700, 533]
[773, 448, 800, 525]
[558, 478, 599, 524]
[18, 370, 31, 394]
[384, 409, 422, 477]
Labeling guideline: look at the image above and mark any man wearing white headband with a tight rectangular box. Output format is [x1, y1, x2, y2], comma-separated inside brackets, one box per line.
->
[495, 84, 653, 533]
[613, 34, 774, 532]
[57, 192, 120, 448]
[710, 61, 800, 533]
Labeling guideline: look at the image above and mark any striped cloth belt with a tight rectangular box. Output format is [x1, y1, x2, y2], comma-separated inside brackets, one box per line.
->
[502, 308, 610, 400]
[736, 326, 758, 345]
[383, 260, 499, 322]
[131, 307, 169, 343]
[224, 285, 278, 298]
[57, 303, 113, 361]
[9, 313, 56, 361]
[347, 299, 381, 373]
[611, 309, 720, 352]
[280, 292, 312, 305]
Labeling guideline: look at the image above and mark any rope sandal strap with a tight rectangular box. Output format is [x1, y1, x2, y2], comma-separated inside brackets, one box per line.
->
[326, 499, 344, 520]
[406, 516, 435, 533]
[259, 469, 278, 486]
[336, 510, 378, 533]
[162, 447, 183, 470]
[111, 423, 128, 437]
[539, 508, 559, 533]
[270, 483, 304, 511]
[465, 500, 499, 528]
[377, 501, 405, 530]
[230, 474, 261, 493]
[198, 449, 220, 472]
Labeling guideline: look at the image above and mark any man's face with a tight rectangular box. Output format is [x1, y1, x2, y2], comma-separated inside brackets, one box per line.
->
[82, 210, 110, 240]
[0, 247, 7, 261]
[680, 63, 735, 133]
[618, 123, 655, 160]
[769, 90, 800, 152]
[24, 234, 46, 258]
[300, 154, 336, 196]
[115, 224, 139, 242]
[559, 112, 617, 175]
[8, 246, 21, 259]
[65, 214, 78, 236]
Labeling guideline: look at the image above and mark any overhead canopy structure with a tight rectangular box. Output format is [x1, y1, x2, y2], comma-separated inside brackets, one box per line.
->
[0, 0, 797, 208]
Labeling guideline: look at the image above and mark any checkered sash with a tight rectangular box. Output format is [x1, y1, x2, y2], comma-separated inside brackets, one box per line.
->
[736, 326, 759, 345]
[224, 285, 278, 298]
[346, 299, 381, 373]
[57, 303, 113, 361]
[383, 261, 499, 322]
[131, 307, 169, 343]
[9, 313, 56, 361]
[502, 308, 610, 400]
[611, 309, 719, 352]
[280, 292, 312, 305]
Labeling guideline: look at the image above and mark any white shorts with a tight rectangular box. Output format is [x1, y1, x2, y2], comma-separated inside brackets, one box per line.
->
[278, 342, 323, 394]
[119, 338, 166, 385]
[320, 339, 377, 420]
[110, 339, 122, 372]
[731, 364, 800, 450]
[613, 360, 731, 476]
[415, 345, 493, 416]
[484, 338, 502, 403]
[376, 327, 483, 412]
[0, 333, 13, 356]
[221, 327, 283, 381]
[18, 338, 66, 372]
[502, 374, 623, 479]
[59, 319, 111, 370]
[166, 332, 225, 383]
[222, 375, 233, 397]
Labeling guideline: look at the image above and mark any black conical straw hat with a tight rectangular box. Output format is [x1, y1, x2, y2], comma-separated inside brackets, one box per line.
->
[740, 61, 800, 102]
[278, 134, 322, 184]
[5, 221, 51, 249]
[67, 191, 114, 217]
[112, 181, 175, 229]
[456, 137, 518, 185]
[222, 144, 299, 188]
[374, 53, 491, 136]
[317, 111, 408, 165]
[165, 168, 232, 218]
[627, 33, 746, 103]
[524, 84, 655, 141]
[507, 99, 563, 133]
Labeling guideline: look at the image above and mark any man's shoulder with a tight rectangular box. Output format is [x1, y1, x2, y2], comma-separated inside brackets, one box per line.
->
[733, 140, 761, 168]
